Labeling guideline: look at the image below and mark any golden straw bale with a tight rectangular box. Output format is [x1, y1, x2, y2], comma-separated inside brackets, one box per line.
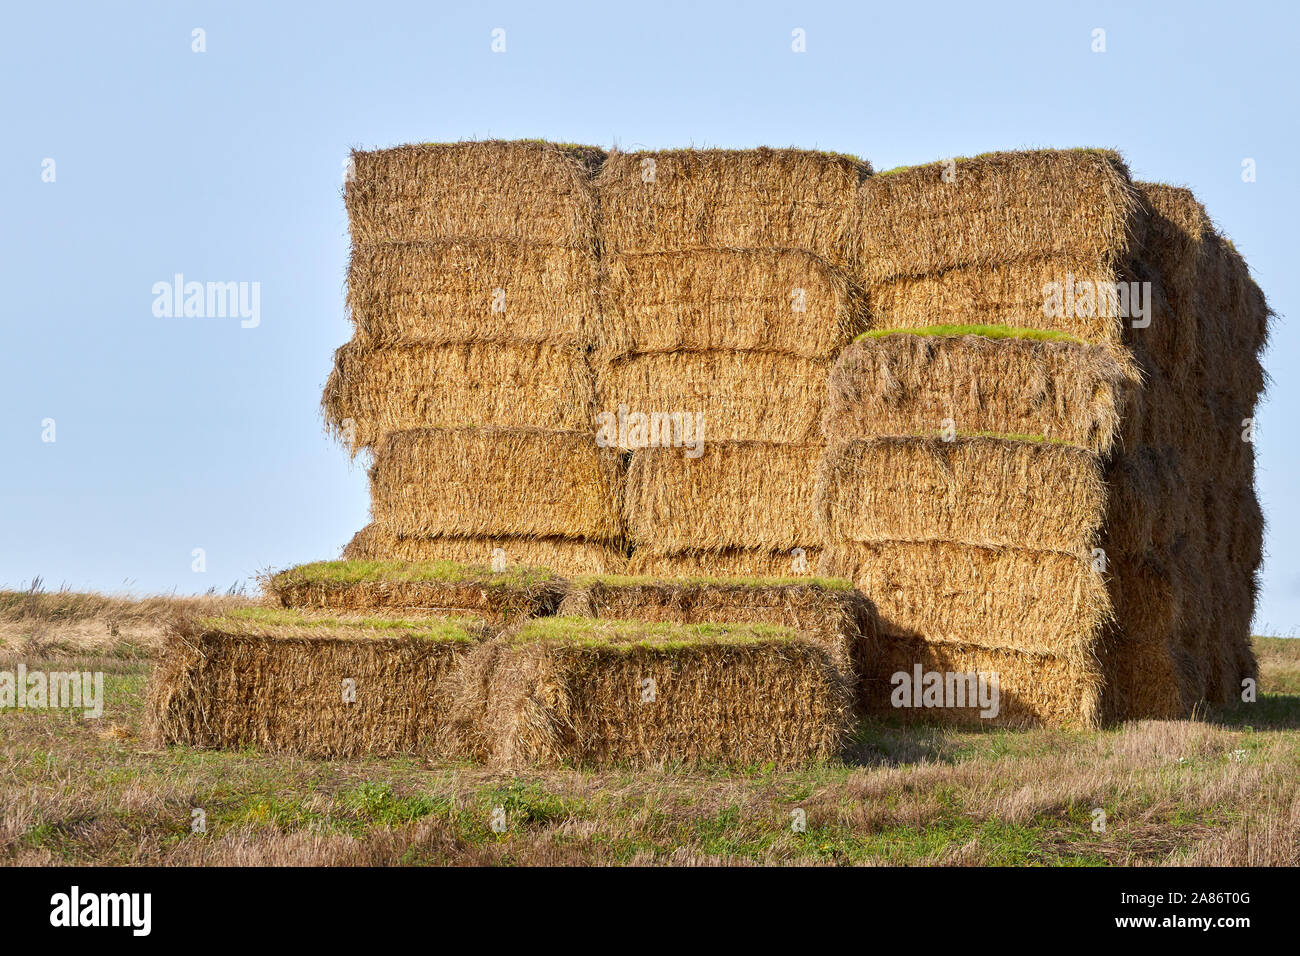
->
[346, 140, 603, 247]
[852, 149, 1140, 283]
[867, 257, 1132, 350]
[322, 341, 595, 450]
[815, 436, 1108, 554]
[597, 148, 867, 262]
[594, 351, 827, 444]
[347, 240, 597, 347]
[824, 333, 1136, 453]
[342, 525, 629, 576]
[859, 632, 1101, 728]
[264, 559, 566, 620]
[625, 547, 823, 580]
[818, 540, 1107, 660]
[625, 442, 824, 553]
[369, 428, 626, 542]
[147, 610, 492, 757]
[597, 248, 866, 359]
[450, 618, 856, 768]
[558, 575, 870, 669]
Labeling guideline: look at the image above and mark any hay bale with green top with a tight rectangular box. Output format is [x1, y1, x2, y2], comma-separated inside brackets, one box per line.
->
[147, 609, 492, 757]
[264, 560, 566, 620]
[824, 330, 1137, 453]
[450, 617, 856, 768]
[596, 248, 866, 359]
[342, 525, 629, 575]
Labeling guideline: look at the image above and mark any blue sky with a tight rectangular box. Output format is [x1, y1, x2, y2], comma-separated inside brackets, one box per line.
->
[1, 0, 1295, 630]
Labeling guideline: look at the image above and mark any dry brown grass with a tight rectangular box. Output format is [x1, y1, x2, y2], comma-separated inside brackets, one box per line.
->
[0, 583, 255, 657]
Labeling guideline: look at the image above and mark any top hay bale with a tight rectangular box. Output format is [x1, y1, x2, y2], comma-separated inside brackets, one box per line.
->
[596, 148, 869, 261]
[852, 149, 1142, 284]
[346, 141, 605, 248]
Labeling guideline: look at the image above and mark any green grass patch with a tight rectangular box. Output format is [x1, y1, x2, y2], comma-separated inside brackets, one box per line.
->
[267, 559, 558, 590]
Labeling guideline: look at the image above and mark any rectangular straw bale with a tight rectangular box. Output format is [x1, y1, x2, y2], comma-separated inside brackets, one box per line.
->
[626, 442, 824, 553]
[625, 547, 823, 581]
[347, 240, 597, 347]
[453, 618, 855, 768]
[867, 257, 1130, 349]
[343, 525, 629, 575]
[323, 341, 595, 450]
[346, 140, 604, 247]
[369, 428, 626, 542]
[1100, 446, 1192, 557]
[265, 560, 567, 620]
[859, 632, 1101, 728]
[818, 540, 1107, 660]
[852, 149, 1140, 283]
[815, 436, 1107, 554]
[597, 148, 867, 262]
[597, 249, 866, 359]
[1139, 182, 1270, 359]
[1095, 553, 1187, 720]
[147, 610, 491, 757]
[557, 575, 871, 674]
[595, 351, 827, 444]
[824, 332, 1136, 453]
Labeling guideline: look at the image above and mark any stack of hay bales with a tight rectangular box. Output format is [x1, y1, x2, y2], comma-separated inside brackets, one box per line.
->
[594, 149, 871, 577]
[819, 149, 1268, 725]
[151, 562, 866, 767]
[322, 141, 627, 574]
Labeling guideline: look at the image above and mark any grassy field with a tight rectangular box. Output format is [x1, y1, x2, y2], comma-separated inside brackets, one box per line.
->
[2, 586, 1297, 866]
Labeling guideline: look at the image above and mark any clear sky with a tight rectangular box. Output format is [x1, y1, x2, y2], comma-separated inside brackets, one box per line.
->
[1, 1, 1295, 631]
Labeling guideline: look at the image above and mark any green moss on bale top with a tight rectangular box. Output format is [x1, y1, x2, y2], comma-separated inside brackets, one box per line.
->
[200, 607, 483, 642]
[268, 559, 559, 590]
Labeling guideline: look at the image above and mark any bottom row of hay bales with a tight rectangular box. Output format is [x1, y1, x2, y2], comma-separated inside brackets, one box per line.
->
[148, 566, 865, 768]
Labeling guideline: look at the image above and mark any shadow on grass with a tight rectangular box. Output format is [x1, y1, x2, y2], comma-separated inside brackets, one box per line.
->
[839, 718, 965, 768]
[1208, 694, 1300, 730]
